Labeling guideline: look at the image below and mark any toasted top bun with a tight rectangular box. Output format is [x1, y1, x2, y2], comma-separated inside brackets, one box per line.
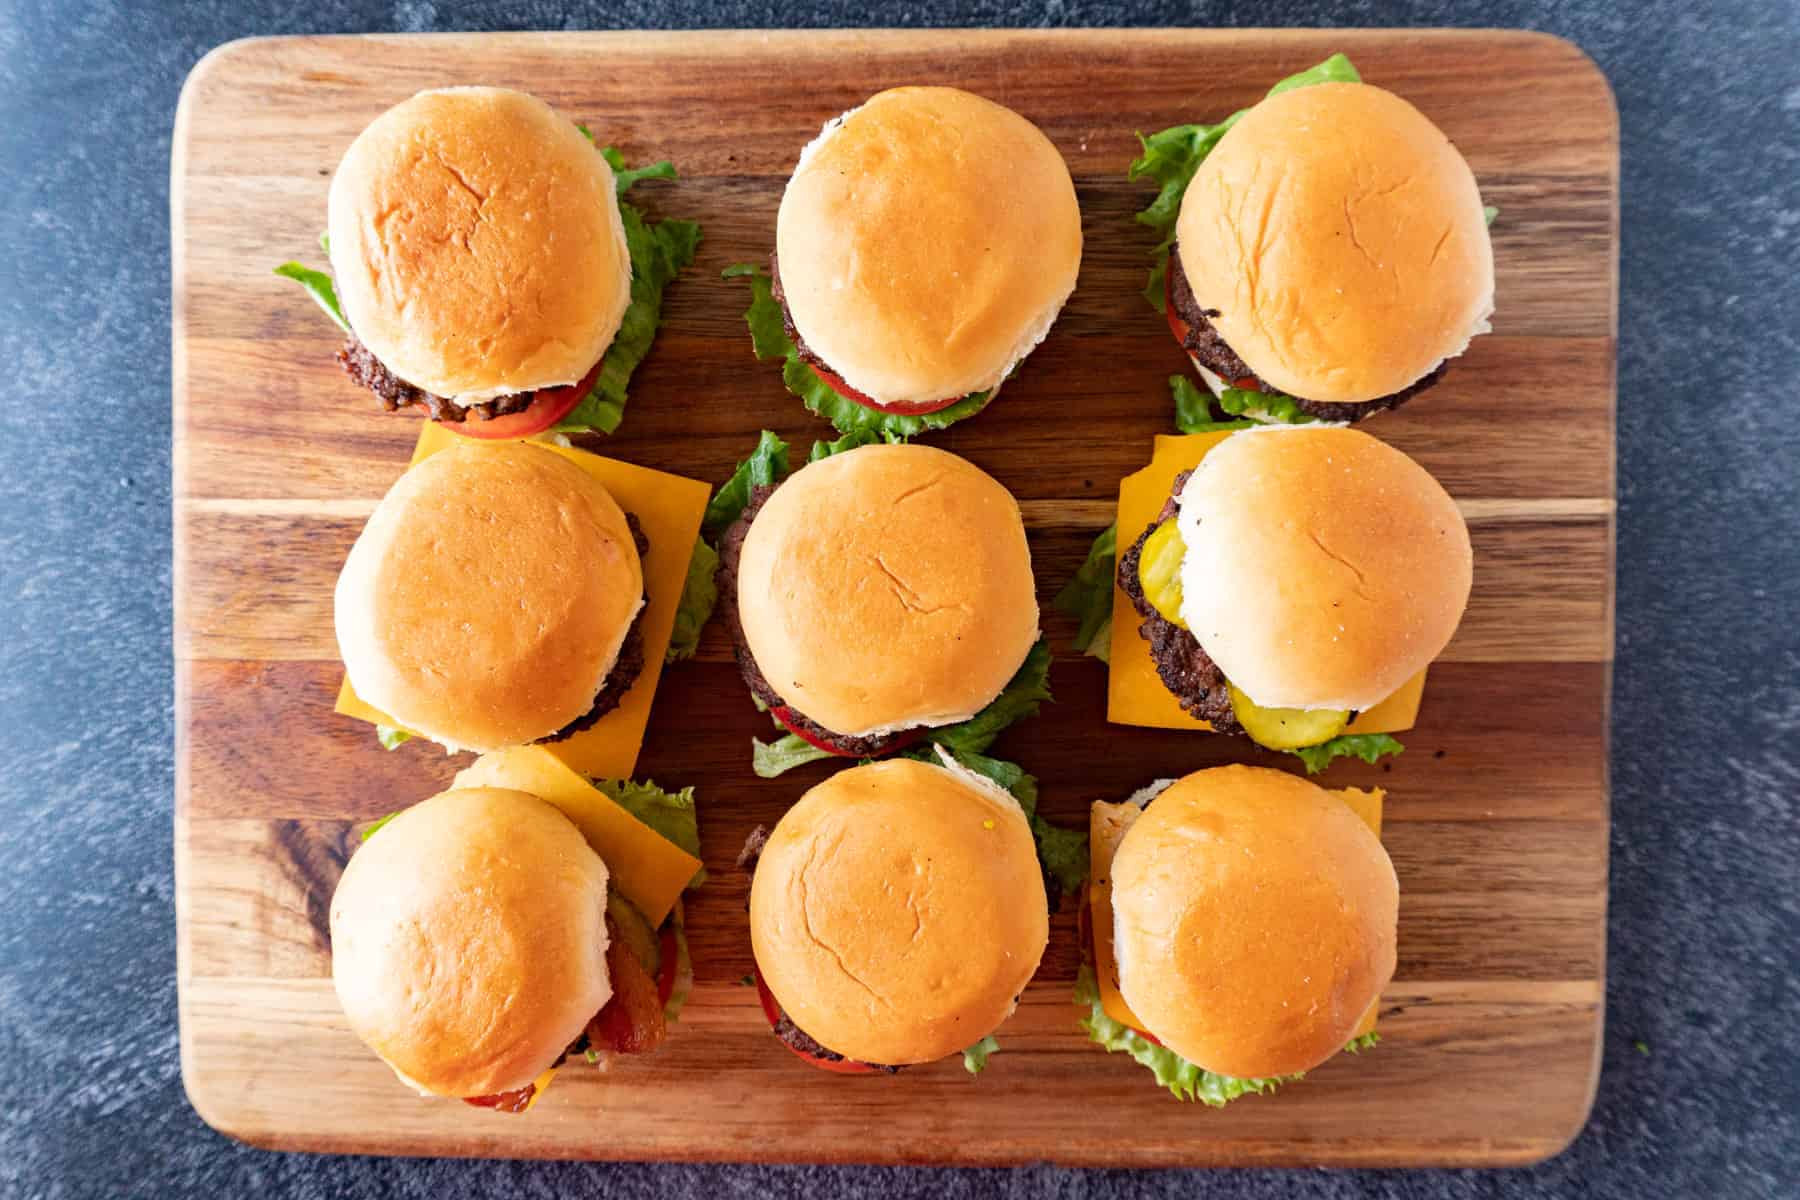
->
[735, 443, 1038, 738]
[775, 87, 1082, 407]
[750, 757, 1049, 1064]
[1175, 82, 1494, 405]
[330, 787, 612, 1098]
[335, 441, 645, 751]
[1176, 426, 1471, 712]
[328, 87, 631, 402]
[1111, 766, 1398, 1078]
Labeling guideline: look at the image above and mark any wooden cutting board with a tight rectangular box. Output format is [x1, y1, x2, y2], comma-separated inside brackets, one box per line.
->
[172, 28, 1616, 1168]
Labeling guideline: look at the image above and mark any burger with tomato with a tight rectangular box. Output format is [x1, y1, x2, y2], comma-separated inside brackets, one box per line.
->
[335, 439, 649, 753]
[276, 86, 698, 440]
[726, 86, 1082, 437]
[749, 755, 1050, 1075]
[331, 783, 699, 1113]
[1131, 55, 1495, 426]
[705, 433, 1051, 778]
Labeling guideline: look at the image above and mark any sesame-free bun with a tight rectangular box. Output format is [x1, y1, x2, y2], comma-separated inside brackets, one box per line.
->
[1176, 426, 1470, 712]
[1111, 766, 1397, 1079]
[329, 787, 612, 1098]
[328, 87, 631, 403]
[735, 443, 1038, 738]
[775, 87, 1082, 407]
[750, 758, 1049, 1065]
[335, 441, 644, 752]
[1175, 82, 1494, 405]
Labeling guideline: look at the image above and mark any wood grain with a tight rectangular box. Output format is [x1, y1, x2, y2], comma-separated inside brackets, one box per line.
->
[172, 28, 1617, 1167]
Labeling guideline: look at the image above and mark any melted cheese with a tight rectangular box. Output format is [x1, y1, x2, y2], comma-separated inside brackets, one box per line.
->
[450, 745, 701, 927]
[1105, 434, 1427, 732]
[520, 1066, 558, 1113]
[334, 422, 712, 779]
[1088, 785, 1385, 1042]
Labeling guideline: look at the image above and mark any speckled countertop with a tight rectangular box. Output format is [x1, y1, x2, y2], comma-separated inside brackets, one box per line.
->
[1, 1, 1794, 1197]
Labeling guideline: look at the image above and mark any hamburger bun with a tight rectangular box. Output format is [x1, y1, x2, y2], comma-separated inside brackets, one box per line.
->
[749, 757, 1049, 1065]
[329, 787, 612, 1098]
[776, 86, 1082, 407]
[735, 443, 1038, 738]
[335, 441, 645, 751]
[328, 87, 631, 402]
[1174, 82, 1494, 405]
[1176, 426, 1471, 712]
[1110, 766, 1398, 1079]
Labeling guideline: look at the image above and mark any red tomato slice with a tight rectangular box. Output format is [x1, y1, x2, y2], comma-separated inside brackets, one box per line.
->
[655, 925, 680, 1008]
[809, 362, 966, 417]
[768, 707, 928, 758]
[437, 358, 605, 441]
[754, 968, 882, 1075]
[768, 707, 859, 757]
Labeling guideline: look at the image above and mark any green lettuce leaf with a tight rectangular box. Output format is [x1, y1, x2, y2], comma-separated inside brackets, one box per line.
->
[1131, 54, 1362, 309]
[554, 181, 702, 435]
[592, 778, 706, 887]
[1484, 205, 1499, 227]
[273, 262, 351, 334]
[663, 914, 695, 1022]
[598, 145, 678, 195]
[360, 811, 400, 841]
[1054, 523, 1118, 661]
[923, 640, 1053, 758]
[1217, 386, 1319, 426]
[1074, 965, 1301, 1105]
[666, 538, 719, 664]
[920, 745, 1088, 896]
[1171, 375, 1258, 433]
[726, 265, 993, 437]
[751, 731, 834, 779]
[703, 429, 790, 540]
[374, 725, 412, 751]
[1345, 1032, 1381, 1054]
[963, 1034, 1000, 1075]
[809, 428, 900, 461]
[1286, 733, 1406, 775]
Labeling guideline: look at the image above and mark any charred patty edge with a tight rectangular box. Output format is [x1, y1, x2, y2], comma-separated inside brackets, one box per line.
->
[1166, 244, 1444, 424]
[1117, 471, 1241, 733]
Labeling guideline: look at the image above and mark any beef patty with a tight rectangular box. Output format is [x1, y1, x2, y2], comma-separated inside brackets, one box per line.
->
[715, 483, 925, 757]
[537, 514, 651, 744]
[337, 335, 559, 424]
[1165, 245, 1443, 424]
[771, 1007, 901, 1074]
[1117, 471, 1241, 733]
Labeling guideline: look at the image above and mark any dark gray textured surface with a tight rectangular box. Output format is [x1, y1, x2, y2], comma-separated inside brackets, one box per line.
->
[1, 0, 1794, 1196]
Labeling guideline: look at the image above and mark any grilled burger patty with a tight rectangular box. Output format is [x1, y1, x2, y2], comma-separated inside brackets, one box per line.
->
[338, 335, 559, 424]
[1117, 471, 1241, 733]
[537, 514, 651, 744]
[1165, 245, 1443, 424]
[716, 484, 926, 757]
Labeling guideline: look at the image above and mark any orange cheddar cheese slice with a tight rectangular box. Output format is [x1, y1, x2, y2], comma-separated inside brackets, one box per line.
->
[451, 745, 701, 927]
[1087, 783, 1385, 1042]
[1105, 434, 1426, 733]
[335, 423, 712, 780]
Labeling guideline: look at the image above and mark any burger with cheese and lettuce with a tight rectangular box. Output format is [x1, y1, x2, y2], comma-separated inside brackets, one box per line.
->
[1078, 766, 1395, 1102]
[749, 755, 1049, 1075]
[1131, 54, 1495, 426]
[726, 85, 1081, 438]
[706, 433, 1051, 778]
[1118, 425, 1471, 768]
[331, 761, 704, 1113]
[276, 86, 698, 440]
